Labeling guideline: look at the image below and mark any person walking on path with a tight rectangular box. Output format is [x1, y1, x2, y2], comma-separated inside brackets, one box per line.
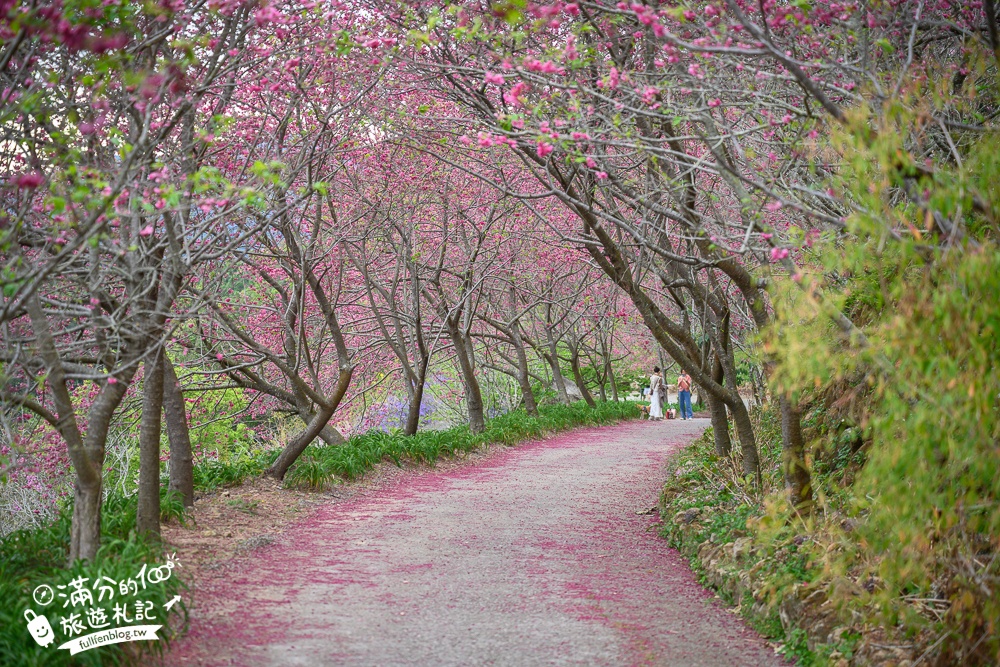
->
[648, 367, 665, 421]
[677, 371, 693, 420]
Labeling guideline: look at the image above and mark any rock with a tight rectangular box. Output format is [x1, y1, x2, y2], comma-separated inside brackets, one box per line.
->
[731, 536, 753, 560]
[697, 541, 720, 564]
[796, 587, 840, 651]
[829, 576, 863, 602]
[778, 583, 805, 635]
[552, 377, 584, 400]
[869, 649, 891, 663]
[734, 570, 752, 600]
[673, 507, 702, 525]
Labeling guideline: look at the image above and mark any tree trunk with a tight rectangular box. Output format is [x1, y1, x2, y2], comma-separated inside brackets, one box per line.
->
[267, 368, 353, 480]
[319, 424, 346, 445]
[403, 377, 425, 436]
[706, 393, 733, 457]
[729, 397, 762, 486]
[510, 323, 539, 416]
[69, 482, 102, 564]
[543, 319, 571, 405]
[163, 357, 194, 507]
[306, 418, 347, 446]
[294, 399, 346, 446]
[462, 370, 486, 433]
[518, 369, 539, 416]
[707, 355, 733, 456]
[403, 358, 429, 436]
[514, 345, 539, 416]
[569, 350, 596, 407]
[609, 362, 619, 401]
[596, 367, 607, 402]
[448, 324, 485, 432]
[779, 395, 813, 510]
[137, 349, 165, 539]
[550, 360, 570, 404]
[27, 294, 106, 563]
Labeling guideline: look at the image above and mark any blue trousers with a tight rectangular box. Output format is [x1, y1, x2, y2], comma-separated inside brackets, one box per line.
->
[678, 390, 693, 419]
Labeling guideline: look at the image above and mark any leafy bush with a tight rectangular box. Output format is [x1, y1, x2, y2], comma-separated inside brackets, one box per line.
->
[765, 108, 1000, 661]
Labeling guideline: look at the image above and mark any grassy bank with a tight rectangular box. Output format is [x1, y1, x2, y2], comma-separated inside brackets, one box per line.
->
[659, 403, 986, 667]
[283, 400, 639, 490]
[1, 400, 637, 666]
[658, 414, 824, 664]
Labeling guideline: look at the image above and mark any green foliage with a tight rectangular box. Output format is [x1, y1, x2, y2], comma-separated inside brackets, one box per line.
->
[192, 448, 278, 490]
[181, 400, 637, 495]
[0, 487, 187, 667]
[159, 490, 189, 526]
[761, 88, 1000, 661]
[186, 387, 257, 460]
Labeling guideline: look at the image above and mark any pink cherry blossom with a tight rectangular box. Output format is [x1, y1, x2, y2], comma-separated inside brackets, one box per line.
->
[14, 172, 43, 189]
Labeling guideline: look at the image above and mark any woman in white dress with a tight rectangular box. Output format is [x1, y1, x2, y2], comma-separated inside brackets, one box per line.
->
[648, 366, 664, 421]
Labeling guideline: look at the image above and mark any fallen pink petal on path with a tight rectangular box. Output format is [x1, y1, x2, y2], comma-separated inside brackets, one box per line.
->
[167, 420, 785, 667]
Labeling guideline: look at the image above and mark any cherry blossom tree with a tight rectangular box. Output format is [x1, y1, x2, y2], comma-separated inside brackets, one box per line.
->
[0, 0, 275, 559]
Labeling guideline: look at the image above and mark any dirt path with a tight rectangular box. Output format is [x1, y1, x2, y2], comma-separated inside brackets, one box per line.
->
[166, 419, 783, 667]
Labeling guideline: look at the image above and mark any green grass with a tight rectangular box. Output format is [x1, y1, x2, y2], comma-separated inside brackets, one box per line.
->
[657, 404, 880, 666]
[284, 400, 638, 490]
[192, 449, 280, 490]
[0, 487, 187, 667]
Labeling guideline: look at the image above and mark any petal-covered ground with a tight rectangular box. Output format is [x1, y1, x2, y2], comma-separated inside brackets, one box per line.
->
[166, 419, 784, 666]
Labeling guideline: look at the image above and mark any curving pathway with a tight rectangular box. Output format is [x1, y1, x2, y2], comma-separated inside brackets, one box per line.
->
[167, 418, 783, 667]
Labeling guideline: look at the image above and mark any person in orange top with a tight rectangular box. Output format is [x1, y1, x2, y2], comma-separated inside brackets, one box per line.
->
[677, 372, 693, 420]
